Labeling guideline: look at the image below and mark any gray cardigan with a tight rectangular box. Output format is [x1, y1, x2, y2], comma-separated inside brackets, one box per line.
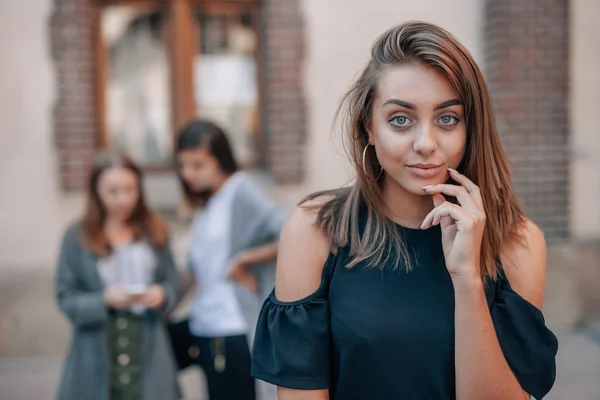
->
[55, 223, 181, 400]
[208, 173, 287, 339]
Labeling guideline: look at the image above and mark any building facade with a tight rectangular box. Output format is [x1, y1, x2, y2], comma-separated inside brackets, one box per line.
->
[0, 0, 599, 354]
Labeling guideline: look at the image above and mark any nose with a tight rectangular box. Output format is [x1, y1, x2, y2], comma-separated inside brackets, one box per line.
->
[115, 192, 131, 208]
[412, 122, 438, 156]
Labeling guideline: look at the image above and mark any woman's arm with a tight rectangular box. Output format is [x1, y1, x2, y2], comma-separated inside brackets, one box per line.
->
[272, 201, 332, 400]
[56, 226, 109, 328]
[278, 388, 330, 400]
[156, 245, 182, 311]
[422, 170, 548, 400]
[453, 221, 545, 400]
[179, 269, 196, 297]
[227, 241, 279, 293]
[164, 269, 196, 318]
[234, 240, 279, 266]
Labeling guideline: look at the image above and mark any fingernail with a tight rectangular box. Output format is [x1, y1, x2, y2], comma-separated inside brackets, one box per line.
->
[447, 168, 458, 174]
[417, 221, 424, 230]
[422, 185, 435, 189]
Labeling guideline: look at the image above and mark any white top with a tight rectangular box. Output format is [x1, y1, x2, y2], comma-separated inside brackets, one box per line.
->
[97, 241, 157, 314]
[188, 172, 248, 337]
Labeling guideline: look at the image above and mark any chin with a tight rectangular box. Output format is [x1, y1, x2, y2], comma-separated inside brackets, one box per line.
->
[188, 183, 208, 193]
[392, 170, 439, 188]
[114, 213, 134, 223]
[407, 185, 431, 196]
[385, 174, 424, 197]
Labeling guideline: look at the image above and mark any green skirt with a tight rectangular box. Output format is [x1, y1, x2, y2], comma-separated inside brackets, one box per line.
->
[108, 312, 143, 400]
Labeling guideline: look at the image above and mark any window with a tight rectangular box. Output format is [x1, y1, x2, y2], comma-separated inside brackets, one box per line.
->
[193, 7, 260, 166]
[95, 0, 262, 169]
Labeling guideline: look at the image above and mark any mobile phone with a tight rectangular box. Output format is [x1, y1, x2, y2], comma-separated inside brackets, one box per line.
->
[125, 284, 147, 296]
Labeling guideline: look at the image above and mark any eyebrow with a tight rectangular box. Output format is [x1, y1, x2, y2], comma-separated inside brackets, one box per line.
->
[433, 99, 462, 110]
[382, 98, 462, 111]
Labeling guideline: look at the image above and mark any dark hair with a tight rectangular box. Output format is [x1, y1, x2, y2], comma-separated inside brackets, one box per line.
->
[175, 119, 238, 206]
[82, 150, 168, 255]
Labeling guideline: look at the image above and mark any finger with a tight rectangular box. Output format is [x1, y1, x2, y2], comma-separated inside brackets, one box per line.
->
[432, 207, 455, 228]
[150, 297, 162, 307]
[423, 184, 480, 212]
[432, 212, 443, 227]
[447, 168, 483, 208]
[248, 280, 259, 294]
[422, 194, 446, 227]
[436, 203, 477, 230]
[136, 298, 149, 307]
[430, 208, 458, 229]
[432, 193, 445, 208]
[225, 264, 240, 279]
[420, 197, 452, 229]
[129, 294, 143, 302]
[146, 298, 161, 308]
[139, 296, 155, 307]
[440, 215, 454, 229]
[426, 206, 449, 229]
[150, 299, 162, 308]
[420, 202, 471, 230]
[240, 275, 258, 293]
[431, 195, 452, 228]
[245, 282, 258, 294]
[226, 271, 239, 282]
[420, 201, 444, 230]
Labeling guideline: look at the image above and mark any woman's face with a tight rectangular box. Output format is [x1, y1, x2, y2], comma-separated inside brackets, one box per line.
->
[177, 146, 224, 194]
[369, 65, 467, 196]
[97, 167, 140, 222]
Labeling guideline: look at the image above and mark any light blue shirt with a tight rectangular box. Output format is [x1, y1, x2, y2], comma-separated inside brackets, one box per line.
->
[188, 172, 249, 337]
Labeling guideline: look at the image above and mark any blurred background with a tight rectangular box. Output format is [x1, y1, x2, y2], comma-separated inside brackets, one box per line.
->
[0, 0, 599, 399]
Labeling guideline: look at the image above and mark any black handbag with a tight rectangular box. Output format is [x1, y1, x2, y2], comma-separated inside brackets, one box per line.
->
[167, 319, 200, 371]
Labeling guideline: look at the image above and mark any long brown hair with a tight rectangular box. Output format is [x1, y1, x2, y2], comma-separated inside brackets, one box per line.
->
[81, 150, 168, 255]
[303, 21, 525, 279]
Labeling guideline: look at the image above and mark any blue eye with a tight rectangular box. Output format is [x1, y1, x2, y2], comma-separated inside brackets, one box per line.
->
[438, 115, 459, 127]
[390, 115, 412, 128]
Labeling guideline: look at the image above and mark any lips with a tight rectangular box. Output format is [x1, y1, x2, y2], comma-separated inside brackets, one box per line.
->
[406, 163, 444, 178]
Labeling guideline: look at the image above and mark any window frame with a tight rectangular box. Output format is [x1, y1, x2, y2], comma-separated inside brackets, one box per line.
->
[92, 0, 263, 171]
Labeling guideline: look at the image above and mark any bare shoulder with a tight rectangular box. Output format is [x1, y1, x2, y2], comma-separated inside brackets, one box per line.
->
[274, 195, 333, 302]
[500, 219, 547, 309]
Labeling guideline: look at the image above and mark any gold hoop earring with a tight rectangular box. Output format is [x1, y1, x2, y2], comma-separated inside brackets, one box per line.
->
[362, 143, 383, 181]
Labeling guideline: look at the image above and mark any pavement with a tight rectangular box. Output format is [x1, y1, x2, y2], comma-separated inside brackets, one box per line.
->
[0, 240, 599, 399]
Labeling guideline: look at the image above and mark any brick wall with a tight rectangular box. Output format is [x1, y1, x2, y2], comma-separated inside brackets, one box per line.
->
[50, 0, 98, 190]
[261, 0, 306, 183]
[49, 0, 307, 190]
[484, 0, 570, 240]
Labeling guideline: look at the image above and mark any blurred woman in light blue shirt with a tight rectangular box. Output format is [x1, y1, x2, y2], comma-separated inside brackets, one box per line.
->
[173, 120, 285, 400]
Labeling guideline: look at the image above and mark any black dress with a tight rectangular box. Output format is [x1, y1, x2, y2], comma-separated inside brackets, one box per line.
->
[251, 223, 558, 400]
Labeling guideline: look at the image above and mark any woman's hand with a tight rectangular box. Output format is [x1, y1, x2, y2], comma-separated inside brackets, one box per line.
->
[419, 168, 486, 282]
[227, 253, 259, 294]
[130, 285, 166, 309]
[104, 286, 131, 309]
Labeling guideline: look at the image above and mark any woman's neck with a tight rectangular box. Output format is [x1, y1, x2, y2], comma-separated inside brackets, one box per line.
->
[210, 171, 234, 197]
[104, 216, 131, 229]
[381, 176, 434, 229]
[104, 219, 135, 245]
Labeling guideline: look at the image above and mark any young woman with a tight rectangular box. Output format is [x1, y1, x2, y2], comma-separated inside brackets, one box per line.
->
[251, 21, 558, 400]
[175, 120, 285, 400]
[56, 151, 180, 400]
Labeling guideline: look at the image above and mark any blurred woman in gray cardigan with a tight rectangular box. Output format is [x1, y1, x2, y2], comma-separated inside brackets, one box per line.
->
[55, 151, 180, 400]
[173, 120, 285, 400]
